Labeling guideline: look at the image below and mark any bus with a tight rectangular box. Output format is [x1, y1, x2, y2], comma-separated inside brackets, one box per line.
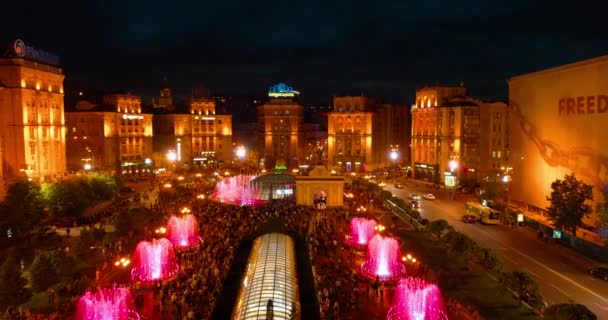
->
[465, 202, 501, 225]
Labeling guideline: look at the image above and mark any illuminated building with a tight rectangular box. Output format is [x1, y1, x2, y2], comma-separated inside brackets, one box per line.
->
[509, 55, 608, 225]
[257, 83, 304, 169]
[0, 39, 66, 183]
[479, 101, 510, 177]
[327, 96, 409, 172]
[65, 93, 153, 173]
[153, 94, 232, 168]
[410, 86, 482, 184]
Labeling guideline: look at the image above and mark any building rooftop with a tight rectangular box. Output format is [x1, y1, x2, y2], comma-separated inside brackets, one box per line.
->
[509, 55, 608, 82]
[250, 172, 296, 186]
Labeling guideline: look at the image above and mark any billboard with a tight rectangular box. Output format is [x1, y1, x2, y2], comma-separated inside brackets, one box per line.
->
[508, 55, 608, 225]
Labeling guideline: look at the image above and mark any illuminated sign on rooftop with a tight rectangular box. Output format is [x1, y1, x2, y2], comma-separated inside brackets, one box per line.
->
[12, 39, 60, 66]
[268, 83, 300, 98]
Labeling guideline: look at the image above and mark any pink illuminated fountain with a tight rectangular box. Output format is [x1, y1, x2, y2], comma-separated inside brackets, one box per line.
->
[360, 234, 406, 282]
[75, 287, 140, 320]
[345, 217, 377, 249]
[386, 277, 448, 320]
[131, 238, 179, 284]
[212, 174, 265, 206]
[167, 214, 202, 249]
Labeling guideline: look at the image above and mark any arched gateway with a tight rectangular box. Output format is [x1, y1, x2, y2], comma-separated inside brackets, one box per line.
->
[295, 166, 344, 208]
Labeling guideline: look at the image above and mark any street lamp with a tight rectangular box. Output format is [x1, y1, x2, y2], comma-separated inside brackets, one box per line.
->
[166, 150, 177, 171]
[501, 166, 513, 225]
[236, 146, 247, 159]
[448, 159, 459, 199]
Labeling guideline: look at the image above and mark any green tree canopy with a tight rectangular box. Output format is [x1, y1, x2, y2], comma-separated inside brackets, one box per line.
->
[543, 303, 596, 320]
[0, 180, 46, 241]
[546, 173, 593, 235]
[29, 253, 59, 292]
[426, 219, 452, 239]
[0, 256, 31, 309]
[503, 270, 544, 309]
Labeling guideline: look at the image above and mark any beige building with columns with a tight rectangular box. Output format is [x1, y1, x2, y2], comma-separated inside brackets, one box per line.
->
[65, 93, 153, 173]
[0, 40, 66, 184]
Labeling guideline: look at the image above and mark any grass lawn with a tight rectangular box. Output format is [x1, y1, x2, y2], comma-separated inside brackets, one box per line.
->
[393, 229, 537, 320]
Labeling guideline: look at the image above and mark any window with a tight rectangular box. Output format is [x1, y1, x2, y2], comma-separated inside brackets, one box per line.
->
[492, 151, 496, 158]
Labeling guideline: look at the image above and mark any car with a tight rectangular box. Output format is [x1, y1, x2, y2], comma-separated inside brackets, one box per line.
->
[410, 200, 420, 209]
[462, 215, 477, 223]
[378, 182, 386, 187]
[423, 193, 435, 200]
[589, 267, 608, 281]
[395, 183, 403, 189]
[409, 193, 421, 201]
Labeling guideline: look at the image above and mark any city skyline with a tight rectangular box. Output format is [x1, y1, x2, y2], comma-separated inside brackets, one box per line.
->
[2, 0, 607, 104]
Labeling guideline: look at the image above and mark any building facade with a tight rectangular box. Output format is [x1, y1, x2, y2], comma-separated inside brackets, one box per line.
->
[0, 40, 66, 183]
[410, 86, 484, 184]
[65, 93, 153, 173]
[327, 96, 409, 172]
[509, 55, 608, 225]
[479, 101, 510, 179]
[153, 96, 232, 168]
[257, 83, 304, 170]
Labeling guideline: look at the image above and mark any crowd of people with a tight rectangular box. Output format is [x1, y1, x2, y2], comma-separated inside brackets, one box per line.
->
[3, 172, 407, 320]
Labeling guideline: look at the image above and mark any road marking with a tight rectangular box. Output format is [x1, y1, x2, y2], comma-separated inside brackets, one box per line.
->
[483, 233, 608, 304]
[550, 284, 570, 298]
[527, 270, 542, 280]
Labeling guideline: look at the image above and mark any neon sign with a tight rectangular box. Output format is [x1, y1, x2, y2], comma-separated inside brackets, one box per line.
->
[268, 83, 300, 98]
[122, 114, 144, 120]
[13, 39, 60, 66]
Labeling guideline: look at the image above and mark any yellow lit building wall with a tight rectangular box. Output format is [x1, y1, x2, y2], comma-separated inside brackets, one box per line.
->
[410, 86, 481, 183]
[0, 58, 66, 182]
[509, 55, 608, 225]
[257, 100, 304, 169]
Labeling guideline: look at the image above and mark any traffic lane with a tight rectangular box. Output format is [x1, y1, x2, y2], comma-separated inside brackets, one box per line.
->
[418, 196, 608, 300]
[385, 184, 608, 315]
[416, 196, 608, 315]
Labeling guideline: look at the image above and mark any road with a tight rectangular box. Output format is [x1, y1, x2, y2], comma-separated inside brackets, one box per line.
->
[378, 179, 608, 318]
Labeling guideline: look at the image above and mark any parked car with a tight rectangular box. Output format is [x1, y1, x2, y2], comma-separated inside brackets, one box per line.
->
[410, 200, 420, 209]
[409, 193, 421, 200]
[395, 183, 403, 189]
[462, 215, 477, 223]
[423, 193, 435, 200]
[589, 267, 608, 281]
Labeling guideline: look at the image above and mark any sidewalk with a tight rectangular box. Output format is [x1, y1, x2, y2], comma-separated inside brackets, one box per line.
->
[518, 207, 605, 247]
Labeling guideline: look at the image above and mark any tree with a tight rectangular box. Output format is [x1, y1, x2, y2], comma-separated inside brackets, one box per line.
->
[426, 219, 452, 239]
[0, 256, 31, 309]
[29, 253, 59, 292]
[546, 174, 593, 235]
[504, 270, 544, 310]
[543, 303, 596, 320]
[443, 231, 479, 269]
[0, 180, 46, 241]
[476, 248, 502, 272]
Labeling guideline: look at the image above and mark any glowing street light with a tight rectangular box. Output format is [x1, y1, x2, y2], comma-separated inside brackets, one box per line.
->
[235, 146, 247, 159]
[83, 163, 92, 171]
[196, 194, 206, 200]
[180, 207, 191, 214]
[449, 159, 459, 172]
[390, 150, 399, 161]
[155, 227, 167, 234]
[166, 150, 177, 162]
[114, 257, 131, 267]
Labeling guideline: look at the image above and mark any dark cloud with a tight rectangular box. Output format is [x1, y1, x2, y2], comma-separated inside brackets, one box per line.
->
[1, 0, 607, 104]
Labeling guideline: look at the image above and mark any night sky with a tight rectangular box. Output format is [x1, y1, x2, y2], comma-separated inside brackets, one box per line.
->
[1, 0, 607, 105]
